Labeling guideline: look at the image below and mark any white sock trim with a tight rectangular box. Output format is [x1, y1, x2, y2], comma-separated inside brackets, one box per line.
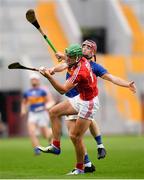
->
[98, 144, 104, 148]
[84, 162, 92, 167]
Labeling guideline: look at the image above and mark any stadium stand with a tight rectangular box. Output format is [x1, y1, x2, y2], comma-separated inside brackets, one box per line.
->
[36, 1, 69, 65]
[0, 0, 144, 135]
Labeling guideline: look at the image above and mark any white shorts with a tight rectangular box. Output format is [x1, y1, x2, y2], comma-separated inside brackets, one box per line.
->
[68, 95, 99, 121]
[28, 110, 49, 127]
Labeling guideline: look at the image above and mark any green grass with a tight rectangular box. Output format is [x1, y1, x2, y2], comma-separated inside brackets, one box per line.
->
[0, 135, 144, 179]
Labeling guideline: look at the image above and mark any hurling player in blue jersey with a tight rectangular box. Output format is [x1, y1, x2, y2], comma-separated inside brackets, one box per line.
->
[21, 73, 55, 155]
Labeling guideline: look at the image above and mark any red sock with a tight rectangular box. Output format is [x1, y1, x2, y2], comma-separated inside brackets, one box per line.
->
[76, 162, 84, 170]
[52, 140, 60, 149]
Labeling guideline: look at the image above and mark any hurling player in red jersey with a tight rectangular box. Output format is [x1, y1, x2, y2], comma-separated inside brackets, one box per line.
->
[46, 39, 136, 166]
[38, 44, 100, 175]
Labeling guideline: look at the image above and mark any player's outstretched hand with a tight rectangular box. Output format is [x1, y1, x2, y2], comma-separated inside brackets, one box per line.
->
[55, 52, 66, 61]
[49, 67, 55, 75]
[39, 66, 51, 79]
[128, 81, 136, 93]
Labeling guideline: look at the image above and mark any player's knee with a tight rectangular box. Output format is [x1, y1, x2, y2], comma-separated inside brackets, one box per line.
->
[49, 108, 58, 119]
[69, 133, 76, 142]
[28, 130, 35, 137]
[49, 109, 56, 120]
[70, 133, 81, 144]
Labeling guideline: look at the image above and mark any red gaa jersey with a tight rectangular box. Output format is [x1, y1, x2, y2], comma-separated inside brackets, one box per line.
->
[68, 57, 98, 100]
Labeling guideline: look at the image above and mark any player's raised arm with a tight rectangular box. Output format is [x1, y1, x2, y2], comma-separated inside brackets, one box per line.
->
[48, 52, 68, 74]
[101, 73, 136, 93]
[49, 62, 68, 75]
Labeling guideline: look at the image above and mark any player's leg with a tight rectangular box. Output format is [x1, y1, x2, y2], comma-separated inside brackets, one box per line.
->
[66, 118, 95, 173]
[38, 111, 52, 143]
[49, 100, 77, 141]
[40, 127, 52, 143]
[38, 100, 77, 154]
[89, 121, 106, 159]
[27, 111, 41, 155]
[67, 95, 99, 174]
[68, 118, 92, 175]
[27, 122, 40, 155]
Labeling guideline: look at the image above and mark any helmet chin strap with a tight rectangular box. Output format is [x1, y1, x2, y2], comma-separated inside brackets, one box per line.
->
[75, 56, 80, 62]
[83, 54, 92, 59]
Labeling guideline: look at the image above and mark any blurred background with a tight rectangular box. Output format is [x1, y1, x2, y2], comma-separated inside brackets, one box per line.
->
[0, 0, 144, 137]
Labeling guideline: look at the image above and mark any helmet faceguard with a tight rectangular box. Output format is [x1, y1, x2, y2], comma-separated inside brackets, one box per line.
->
[65, 44, 83, 67]
[82, 40, 97, 61]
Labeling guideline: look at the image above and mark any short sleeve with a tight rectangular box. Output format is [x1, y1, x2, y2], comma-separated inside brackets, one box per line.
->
[92, 63, 108, 77]
[41, 89, 47, 96]
[23, 91, 27, 99]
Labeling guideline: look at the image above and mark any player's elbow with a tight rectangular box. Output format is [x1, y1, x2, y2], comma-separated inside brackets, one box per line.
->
[59, 87, 69, 94]
[59, 90, 65, 95]
[59, 89, 67, 94]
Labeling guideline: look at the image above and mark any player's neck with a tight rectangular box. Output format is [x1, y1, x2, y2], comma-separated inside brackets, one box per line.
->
[32, 85, 39, 89]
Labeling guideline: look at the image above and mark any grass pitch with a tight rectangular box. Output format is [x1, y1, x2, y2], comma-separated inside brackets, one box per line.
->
[0, 135, 144, 179]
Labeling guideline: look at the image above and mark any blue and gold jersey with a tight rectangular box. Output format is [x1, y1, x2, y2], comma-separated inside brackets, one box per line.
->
[65, 61, 108, 98]
[23, 88, 47, 112]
